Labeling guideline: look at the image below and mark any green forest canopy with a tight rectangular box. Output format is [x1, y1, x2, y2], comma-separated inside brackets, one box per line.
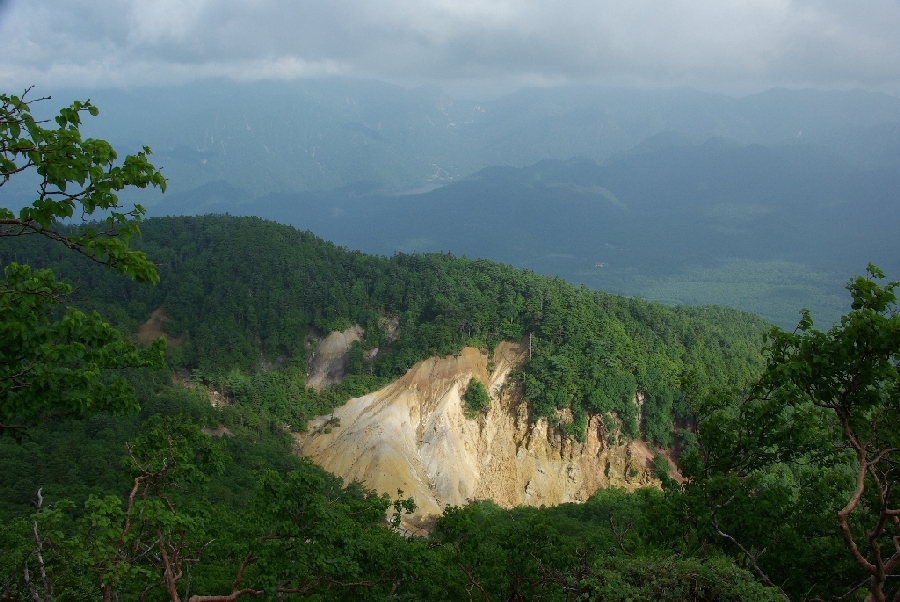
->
[2, 265, 897, 601]
[5, 90, 899, 602]
[2, 214, 769, 444]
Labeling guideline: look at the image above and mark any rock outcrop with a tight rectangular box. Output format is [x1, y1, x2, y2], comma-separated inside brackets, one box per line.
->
[294, 338, 659, 527]
[305, 325, 364, 391]
[138, 306, 183, 347]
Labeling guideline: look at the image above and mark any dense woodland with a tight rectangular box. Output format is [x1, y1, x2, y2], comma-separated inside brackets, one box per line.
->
[3, 93, 900, 601]
[1, 214, 895, 601]
[216, 141, 900, 329]
[3, 214, 768, 446]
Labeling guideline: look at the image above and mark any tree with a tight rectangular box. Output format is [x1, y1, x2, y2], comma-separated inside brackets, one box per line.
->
[462, 377, 491, 418]
[0, 89, 166, 433]
[683, 265, 900, 601]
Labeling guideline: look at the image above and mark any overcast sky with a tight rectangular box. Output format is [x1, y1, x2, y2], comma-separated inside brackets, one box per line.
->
[2, 0, 899, 98]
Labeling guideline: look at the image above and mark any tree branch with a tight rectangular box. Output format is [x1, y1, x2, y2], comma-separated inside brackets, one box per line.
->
[608, 515, 633, 557]
[22, 490, 52, 602]
[451, 542, 491, 602]
[712, 496, 791, 602]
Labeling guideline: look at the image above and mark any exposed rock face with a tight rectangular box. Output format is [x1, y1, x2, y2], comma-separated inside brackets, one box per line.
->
[305, 325, 364, 391]
[295, 338, 659, 525]
[201, 424, 234, 438]
[137, 306, 183, 347]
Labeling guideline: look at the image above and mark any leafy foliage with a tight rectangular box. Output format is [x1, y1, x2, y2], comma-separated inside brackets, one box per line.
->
[0, 90, 165, 282]
[430, 490, 782, 602]
[0, 404, 419, 601]
[462, 377, 491, 418]
[0, 91, 166, 434]
[680, 265, 900, 601]
[0, 264, 164, 432]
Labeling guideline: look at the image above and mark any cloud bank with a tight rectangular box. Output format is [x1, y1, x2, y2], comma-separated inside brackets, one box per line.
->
[2, 0, 899, 96]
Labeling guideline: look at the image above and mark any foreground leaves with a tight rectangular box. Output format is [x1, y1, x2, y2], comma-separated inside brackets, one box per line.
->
[0, 263, 164, 432]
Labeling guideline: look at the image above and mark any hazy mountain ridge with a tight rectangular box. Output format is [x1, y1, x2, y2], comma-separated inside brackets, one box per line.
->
[170, 134, 898, 327]
[12, 79, 898, 208]
[7, 80, 898, 327]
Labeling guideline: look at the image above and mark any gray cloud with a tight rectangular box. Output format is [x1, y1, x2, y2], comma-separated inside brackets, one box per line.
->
[2, 0, 899, 96]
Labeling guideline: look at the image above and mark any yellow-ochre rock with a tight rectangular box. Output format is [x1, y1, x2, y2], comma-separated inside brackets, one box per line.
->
[294, 338, 659, 529]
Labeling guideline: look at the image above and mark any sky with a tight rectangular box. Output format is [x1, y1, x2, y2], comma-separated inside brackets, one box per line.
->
[2, 0, 900, 99]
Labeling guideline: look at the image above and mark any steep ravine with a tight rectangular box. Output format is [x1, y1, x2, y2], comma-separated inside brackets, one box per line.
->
[294, 338, 660, 529]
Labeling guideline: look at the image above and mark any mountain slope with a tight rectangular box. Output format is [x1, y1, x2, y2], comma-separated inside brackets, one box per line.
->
[297, 341, 659, 526]
[209, 139, 899, 327]
[0, 215, 768, 446]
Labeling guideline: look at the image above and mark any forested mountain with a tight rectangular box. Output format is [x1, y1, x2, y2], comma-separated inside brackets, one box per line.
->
[1, 215, 768, 445]
[5, 80, 897, 327]
[0, 214, 782, 600]
[4, 83, 900, 600]
[167, 137, 900, 328]
[2, 213, 898, 600]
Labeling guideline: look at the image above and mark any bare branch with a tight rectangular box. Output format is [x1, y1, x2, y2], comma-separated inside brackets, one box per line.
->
[712, 496, 791, 602]
[608, 515, 633, 557]
[22, 490, 52, 602]
[450, 542, 491, 602]
[187, 588, 264, 602]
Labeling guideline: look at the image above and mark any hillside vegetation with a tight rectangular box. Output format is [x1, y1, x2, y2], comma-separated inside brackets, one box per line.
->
[2, 215, 897, 600]
[215, 145, 899, 328]
[3, 215, 768, 446]
[0, 214, 788, 600]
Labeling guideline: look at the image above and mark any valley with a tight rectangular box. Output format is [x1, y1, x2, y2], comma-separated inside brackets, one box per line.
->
[48, 80, 892, 329]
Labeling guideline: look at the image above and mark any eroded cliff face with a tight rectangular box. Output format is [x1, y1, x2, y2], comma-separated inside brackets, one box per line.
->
[294, 338, 659, 527]
[305, 326, 363, 391]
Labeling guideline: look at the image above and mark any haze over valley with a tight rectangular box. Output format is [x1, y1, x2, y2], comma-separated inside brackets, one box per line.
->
[10, 79, 894, 327]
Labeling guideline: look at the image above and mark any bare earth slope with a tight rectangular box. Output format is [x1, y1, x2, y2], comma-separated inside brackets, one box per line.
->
[295, 339, 658, 524]
[305, 326, 363, 391]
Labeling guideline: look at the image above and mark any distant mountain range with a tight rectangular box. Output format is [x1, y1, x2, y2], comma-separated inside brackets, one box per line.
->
[13, 79, 900, 201]
[152, 131, 898, 327]
[5, 78, 899, 327]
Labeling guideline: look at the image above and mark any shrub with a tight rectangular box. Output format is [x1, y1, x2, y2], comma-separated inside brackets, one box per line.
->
[462, 377, 491, 418]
